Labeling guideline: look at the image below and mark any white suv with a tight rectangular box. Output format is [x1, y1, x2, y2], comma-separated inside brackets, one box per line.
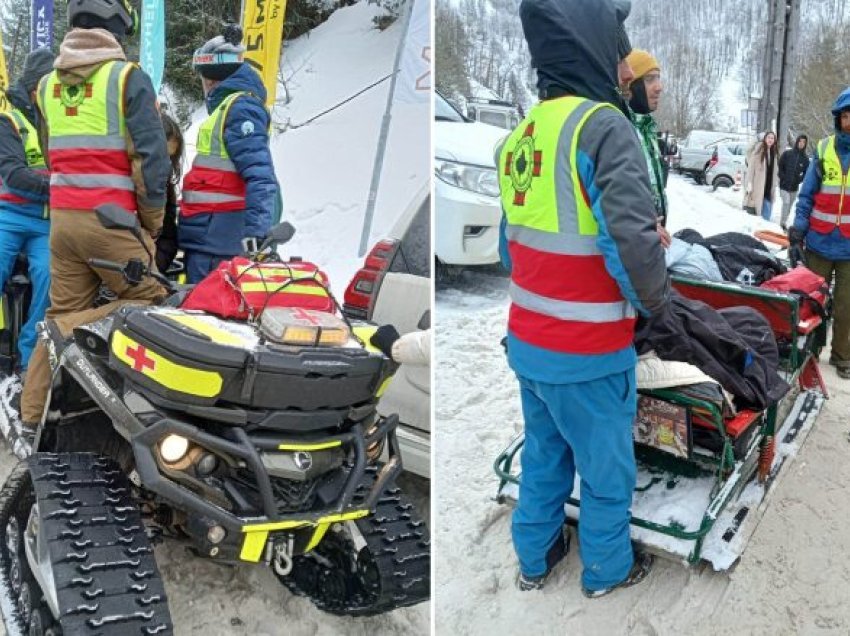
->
[435, 91, 507, 269]
[343, 184, 430, 477]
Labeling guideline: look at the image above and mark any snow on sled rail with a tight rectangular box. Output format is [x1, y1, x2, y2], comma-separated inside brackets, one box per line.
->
[493, 275, 830, 571]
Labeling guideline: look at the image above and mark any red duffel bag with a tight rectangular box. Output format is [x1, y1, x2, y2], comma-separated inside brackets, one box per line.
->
[759, 265, 830, 322]
[180, 257, 335, 320]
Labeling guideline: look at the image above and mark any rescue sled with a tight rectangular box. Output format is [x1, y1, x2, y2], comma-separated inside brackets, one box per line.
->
[494, 275, 829, 570]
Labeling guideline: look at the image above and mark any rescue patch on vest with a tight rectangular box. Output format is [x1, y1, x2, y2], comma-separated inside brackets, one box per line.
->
[241, 120, 255, 137]
[504, 122, 543, 206]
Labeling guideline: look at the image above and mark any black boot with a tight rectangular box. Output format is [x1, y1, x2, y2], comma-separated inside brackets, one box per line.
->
[582, 551, 654, 598]
[516, 527, 571, 591]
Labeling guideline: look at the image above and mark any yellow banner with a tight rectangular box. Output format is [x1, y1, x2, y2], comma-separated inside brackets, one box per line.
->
[0, 29, 9, 112]
[242, 0, 287, 108]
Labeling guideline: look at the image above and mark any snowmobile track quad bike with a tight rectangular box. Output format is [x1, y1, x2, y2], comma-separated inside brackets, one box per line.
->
[0, 205, 430, 634]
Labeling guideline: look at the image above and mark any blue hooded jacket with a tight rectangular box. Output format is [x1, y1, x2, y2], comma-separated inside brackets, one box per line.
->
[179, 63, 280, 256]
[793, 87, 850, 261]
[0, 82, 50, 220]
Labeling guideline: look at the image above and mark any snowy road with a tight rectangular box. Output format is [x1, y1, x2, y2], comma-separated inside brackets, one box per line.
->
[435, 175, 850, 634]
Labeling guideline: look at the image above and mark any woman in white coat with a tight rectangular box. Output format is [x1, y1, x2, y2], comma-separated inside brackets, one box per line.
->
[744, 131, 780, 221]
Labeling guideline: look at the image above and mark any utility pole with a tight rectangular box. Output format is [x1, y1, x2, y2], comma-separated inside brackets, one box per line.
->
[758, 0, 801, 146]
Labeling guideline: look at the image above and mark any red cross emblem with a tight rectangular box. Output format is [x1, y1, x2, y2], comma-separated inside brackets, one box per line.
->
[292, 307, 321, 325]
[505, 122, 543, 206]
[126, 344, 155, 372]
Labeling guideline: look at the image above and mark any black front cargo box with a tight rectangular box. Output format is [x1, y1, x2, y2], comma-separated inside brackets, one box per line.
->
[108, 306, 387, 411]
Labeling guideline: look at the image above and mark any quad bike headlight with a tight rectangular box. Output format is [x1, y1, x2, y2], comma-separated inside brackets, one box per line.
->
[159, 435, 190, 464]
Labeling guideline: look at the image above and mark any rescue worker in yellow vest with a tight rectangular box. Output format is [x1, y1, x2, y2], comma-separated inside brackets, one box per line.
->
[19, 0, 170, 437]
[790, 87, 850, 379]
[500, 0, 669, 597]
[0, 49, 55, 373]
[179, 29, 279, 283]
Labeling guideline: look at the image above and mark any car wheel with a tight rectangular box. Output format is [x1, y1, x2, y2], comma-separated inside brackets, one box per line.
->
[712, 175, 734, 190]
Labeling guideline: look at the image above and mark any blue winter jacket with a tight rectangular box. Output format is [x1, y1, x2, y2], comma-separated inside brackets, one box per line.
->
[178, 64, 280, 256]
[793, 87, 850, 261]
[0, 83, 50, 220]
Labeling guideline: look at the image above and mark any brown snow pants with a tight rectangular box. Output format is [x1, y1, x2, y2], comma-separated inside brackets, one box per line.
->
[20, 210, 167, 423]
[806, 249, 850, 366]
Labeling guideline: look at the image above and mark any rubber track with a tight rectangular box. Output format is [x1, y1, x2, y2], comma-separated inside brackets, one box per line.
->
[281, 465, 430, 616]
[28, 453, 173, 635]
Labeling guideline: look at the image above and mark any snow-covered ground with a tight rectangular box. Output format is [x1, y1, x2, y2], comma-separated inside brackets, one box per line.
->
[435, 174, 850, 634]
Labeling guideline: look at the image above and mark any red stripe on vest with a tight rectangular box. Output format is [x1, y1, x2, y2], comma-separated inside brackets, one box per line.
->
[509, 304, 636, 354]
[50, 149, 132, 175]
[508, 241, 624, 303]
[181, 165, 247, 217]
[51, 186, 137, 213]
[810, 190, 850, 237]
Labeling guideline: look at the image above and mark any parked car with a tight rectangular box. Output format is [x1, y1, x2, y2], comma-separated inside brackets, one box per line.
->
[435, 91, 507, 272]
[344, 183, 430, 478]
[705, 142, 748, 189]
[677, 130, 751, 184]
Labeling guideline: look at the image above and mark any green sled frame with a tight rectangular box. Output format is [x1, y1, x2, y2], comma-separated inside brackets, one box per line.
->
[494, 276, 830, 571]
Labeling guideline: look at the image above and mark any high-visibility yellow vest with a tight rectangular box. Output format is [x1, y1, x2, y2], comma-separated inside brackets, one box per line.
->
[0, 108, 48, 218]
[497, 96, 636, 355]
[810, 135, 850, 237]
[38, 60, 137, 213]
[180, 91, 248, 217]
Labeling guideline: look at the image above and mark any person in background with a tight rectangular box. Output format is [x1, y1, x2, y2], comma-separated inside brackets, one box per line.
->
[156, 112, 183, 274]
[624, 49, 668, 225]
[0, 49, 55, 374]
[744, 131, 779, 221]
[498, 0, 669, 598]
[790, 88, 850, 379]
[778, 135, 809, 231]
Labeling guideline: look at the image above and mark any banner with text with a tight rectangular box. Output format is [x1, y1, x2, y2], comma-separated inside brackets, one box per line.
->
[31, 0, 54, 51]
[139, 0, 165, 94]
[242, 0, 287, 107]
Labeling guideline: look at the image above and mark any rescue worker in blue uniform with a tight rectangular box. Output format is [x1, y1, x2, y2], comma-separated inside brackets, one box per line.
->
[499, 0, 670, 597]
[0, 49, 55, 372]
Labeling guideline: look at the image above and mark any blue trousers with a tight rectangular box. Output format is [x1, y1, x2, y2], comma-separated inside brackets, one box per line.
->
[0, 214, 50, 369]
[761, 198, 773, 221]
[184, 251, 229, 284]
[512, 369, 637, 591]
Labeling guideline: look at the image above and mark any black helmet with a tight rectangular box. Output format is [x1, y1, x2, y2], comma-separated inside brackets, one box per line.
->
[67, 0, 139, 37]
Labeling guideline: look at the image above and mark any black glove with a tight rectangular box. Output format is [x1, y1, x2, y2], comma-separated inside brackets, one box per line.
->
[370, 325, 401, 360]
[788, 227, 806, 246]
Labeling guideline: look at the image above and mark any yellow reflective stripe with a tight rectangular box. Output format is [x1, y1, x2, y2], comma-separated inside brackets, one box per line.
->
[352, 325, 381, 354]
[111, 330, 223, 398]
[241, 510, 369, 534]
[305, 523, 331, 552]
[239, 530, 269, 562]
[162, 314, 252, 347]
[239, 282, 329, 296]
[0, 297, 6, 331]
[235, 265, 321, 280]
[197, 91, 247, 158]
[277, 440, 343, 451]
[376, 376, 393, 398]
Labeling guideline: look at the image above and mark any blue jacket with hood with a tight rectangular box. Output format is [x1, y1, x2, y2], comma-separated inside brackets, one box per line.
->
[179, 63, 279, 256]
[793, 87, 850, 261]
[0, 82, 50, 220]
[498, 0, 669, 384]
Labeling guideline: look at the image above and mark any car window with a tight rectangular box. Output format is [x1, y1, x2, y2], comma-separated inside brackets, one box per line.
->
[390, 197, 431, 277]
[435, 93, 465, 122]
[479, 111, 507, 128]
